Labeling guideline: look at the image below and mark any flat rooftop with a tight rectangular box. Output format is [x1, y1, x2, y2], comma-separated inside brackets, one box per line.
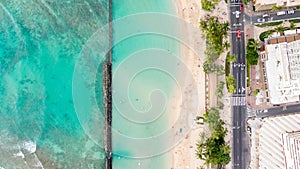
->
[254, 0, 300, 7]
[264, 39, 300, 104]
[248, 113, 300, 169]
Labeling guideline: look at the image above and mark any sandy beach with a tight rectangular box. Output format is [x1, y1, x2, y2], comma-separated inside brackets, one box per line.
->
[170, 0, 232, 168]
[170, 0, 205, 168]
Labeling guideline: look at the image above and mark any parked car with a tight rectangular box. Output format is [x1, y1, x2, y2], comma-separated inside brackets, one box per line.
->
[240, 4, 243, 11]
[237, 29, 241, 38]
[262, 14, 269, 18]
[277, 11, 286, 16]
[287, 10, 294, 14]
[257, 18, 265, 22]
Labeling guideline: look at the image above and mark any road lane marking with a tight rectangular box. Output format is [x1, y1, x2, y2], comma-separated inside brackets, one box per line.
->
[230, 30, 244, 33]
[232, 96, 246, 106]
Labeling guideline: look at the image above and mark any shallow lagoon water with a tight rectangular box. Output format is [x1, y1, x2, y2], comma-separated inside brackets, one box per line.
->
[112, 0, 179, 169]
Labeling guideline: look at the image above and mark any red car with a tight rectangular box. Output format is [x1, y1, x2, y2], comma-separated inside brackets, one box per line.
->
[237, 30, 241, 38]
[240, 4, 243, 11]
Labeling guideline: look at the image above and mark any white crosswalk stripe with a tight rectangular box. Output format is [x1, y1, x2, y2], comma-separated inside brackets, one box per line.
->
[240, 97, 246, 105]
[232, 97, 246, 106]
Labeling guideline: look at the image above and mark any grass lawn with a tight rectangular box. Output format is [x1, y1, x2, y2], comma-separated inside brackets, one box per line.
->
[259, 29, 275, 41]
[289, 19, 300, 23]
[256, 21, 283, 28]
[247, 63, 250, 87]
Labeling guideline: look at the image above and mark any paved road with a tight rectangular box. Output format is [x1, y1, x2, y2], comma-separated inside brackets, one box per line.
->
[229, 3, 300, 169]
[248, 103, 300, 118]
[229, 1, 249, 169]
[249, 10, 300, 24]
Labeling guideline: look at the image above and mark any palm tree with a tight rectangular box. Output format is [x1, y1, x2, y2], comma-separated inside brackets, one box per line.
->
[224, 41, 230, 51]
[200, 20, 208, 31]
[290, 22, 296, 30]
[274, 25, 286, 36]
[265, 30, 275, 39]
[221, 21, 230, 37]
[248, 39, 259, 51]
[271, 5, 282, 11]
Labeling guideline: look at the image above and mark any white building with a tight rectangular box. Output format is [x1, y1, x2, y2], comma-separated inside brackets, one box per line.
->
[248, 114, 300, 169]
[264, 40, 300, 105]
[254, 0, 300, 11]
[282, 131, 300, 169]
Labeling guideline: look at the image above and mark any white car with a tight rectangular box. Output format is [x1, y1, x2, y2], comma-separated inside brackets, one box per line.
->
[287, 10, 294, 14]
[277, 11, 286, 16]
[262, 14, 269, 18]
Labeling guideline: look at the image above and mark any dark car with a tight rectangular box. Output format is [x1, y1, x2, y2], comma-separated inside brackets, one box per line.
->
[257, 18, 266, 22]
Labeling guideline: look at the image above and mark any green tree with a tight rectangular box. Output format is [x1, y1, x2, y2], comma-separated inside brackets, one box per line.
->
[226, 75, 236, 94]
[200, 20, 208, 30]
[224, 41, 230, 51]
[201, 0, 214, 11]
[217, 101, 224, 109]
[215, 65, 225, 76]
[274, 24, 286, 36]
[203, 60, 213, 73]
[253, 89, 260, 95]
[203, 108, 220, 131]
[226, 52, 236, 62]
[216, 81, 225, 98]
[200, 16, 230, 56]
[196, 119, 231, 168]
[271, 5, 282, 11]
[246, 38, 259, 65]
[246, 52, 259, 65]
[247, 38, 259, 51]
[290, 22, 296, 30]
[205, 41, 220, 61]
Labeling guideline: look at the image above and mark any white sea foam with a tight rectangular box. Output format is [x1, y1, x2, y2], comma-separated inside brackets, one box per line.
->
[22, 141, 36, 154]
[13, 151, 25, 158]
[32, 154, 44, 169]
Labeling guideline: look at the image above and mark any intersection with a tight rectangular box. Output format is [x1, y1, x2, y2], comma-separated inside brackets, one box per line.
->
[228, 1, 300, 169]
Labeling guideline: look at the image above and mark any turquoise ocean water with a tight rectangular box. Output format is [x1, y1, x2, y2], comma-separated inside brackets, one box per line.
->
[0, 0, 178, 168]
[112, 0, 179, 169]
[0, 0, 108, 168]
